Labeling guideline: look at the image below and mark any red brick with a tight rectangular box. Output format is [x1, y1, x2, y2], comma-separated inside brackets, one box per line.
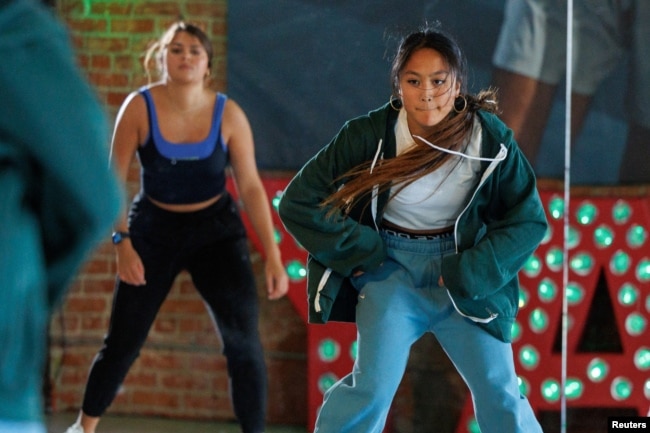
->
[158, 299, 206, 314]
[178, 318, 204, 333]
[188, 355, 227, 373]
[81, 278, 116, 295]
[111, 18, 156, 34]
[83, 37, 130, 53]
[107, 90, 131, 107]
[80, 315, 109, 332]
[133, 2, 182, 16]
[89, 2, 134, 15]
[138, 352, 186, 370]
[87, 71, 130, 88]
[183, 392, 232, 411]
[123, 371, 158, 388]
[79, 256, 113, 275]
[132, 390, 179, 409]
[65, 297, 107, 313]
[160, 373, 211, 391]
[153, 318, 178, 334]
[68, 18, 108, 33]
[185, 3, 227, 19]
[90, 54, 111, 70]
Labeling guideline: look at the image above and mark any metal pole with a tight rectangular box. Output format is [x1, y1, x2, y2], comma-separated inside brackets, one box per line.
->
[561, 1, 574, 432]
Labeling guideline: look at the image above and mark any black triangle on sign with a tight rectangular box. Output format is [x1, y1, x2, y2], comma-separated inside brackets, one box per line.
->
[552, 267, 623, 354]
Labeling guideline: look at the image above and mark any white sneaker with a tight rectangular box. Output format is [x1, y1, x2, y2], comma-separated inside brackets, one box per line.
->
[63, 422, 84, 433]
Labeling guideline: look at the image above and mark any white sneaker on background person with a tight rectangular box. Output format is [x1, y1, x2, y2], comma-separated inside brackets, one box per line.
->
[63, 422, 85, 433]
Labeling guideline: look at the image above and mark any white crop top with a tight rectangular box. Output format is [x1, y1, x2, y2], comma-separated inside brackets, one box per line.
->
[383, 109, 483, 230]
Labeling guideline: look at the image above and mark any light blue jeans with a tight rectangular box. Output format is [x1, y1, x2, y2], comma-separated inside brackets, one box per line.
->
[314, 231, 542, 433]
[0, 420, 45, 433]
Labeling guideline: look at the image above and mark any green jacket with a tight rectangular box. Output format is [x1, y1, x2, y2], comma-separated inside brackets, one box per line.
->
[279, 102, 548, 343]
[0, 0, 121, 424]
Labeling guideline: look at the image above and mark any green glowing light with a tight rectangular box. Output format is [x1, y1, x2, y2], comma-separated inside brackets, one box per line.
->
[568, 226, 581, 249]
[587, 358, 609, 382]
[625, 313, 647, 336]
[594, 225, 614, 248]
[610, 250, 631, 275]
[634, 347, 650, 370]
[611, 377, 633, 401]
[467, 417, 481, 433]
[519, 345, 540, 370]
[545, 248, 563, 272]
[318, 338, 340, 362]
[566, 282, 585, 304]
[541, 378, 561, 402]
[618, 283, 639, 306]
[523, 254, 542, 278]
[511, 321, 522, 342]
[286, 260, 307, 281]
[349, 341, 358, 361]
[271, 191, 283, 211]
[548, 196, 564, 220]
[570, 252, 594, 276]
[519, 287, 529, 309]
[612, 200, 632, 224]
[541, 226, 553, 244]
[538, 278, 557, 303]
[645, 379, 650, 399]
[518, 376, 530, 396]
[566, 377, 584, 400]
[529, 308, 549, 333]
[317, 373, 339, 394]
[636, 259, 650, 282]
[273, 227, 282, 244]
[627, 224, 647, 248]
[576, 202, 598, 225]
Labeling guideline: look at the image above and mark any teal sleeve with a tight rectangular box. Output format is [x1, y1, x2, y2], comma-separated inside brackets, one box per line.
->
[0, 0, 122, 306]
[278, 123, 386, 277]
[0, 0, 122, 424]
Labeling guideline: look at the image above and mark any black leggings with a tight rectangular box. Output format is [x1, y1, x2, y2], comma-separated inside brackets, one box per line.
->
[81, 193, 267, 433]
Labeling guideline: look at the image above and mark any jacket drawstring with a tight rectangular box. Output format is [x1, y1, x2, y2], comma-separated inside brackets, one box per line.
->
[370, 139, 383, 230]
[314, 268, 332, 313]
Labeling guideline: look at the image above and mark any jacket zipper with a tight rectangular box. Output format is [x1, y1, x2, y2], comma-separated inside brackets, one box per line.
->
[447, 143, 507, 323]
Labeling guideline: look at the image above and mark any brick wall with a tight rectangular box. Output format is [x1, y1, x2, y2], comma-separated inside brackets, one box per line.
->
[48, 0, 307, 425]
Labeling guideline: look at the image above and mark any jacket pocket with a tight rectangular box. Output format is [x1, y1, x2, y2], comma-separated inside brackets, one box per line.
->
[307, 256, 356, 323]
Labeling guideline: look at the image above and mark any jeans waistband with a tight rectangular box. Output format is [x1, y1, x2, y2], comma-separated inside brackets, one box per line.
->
[380, 230, 455, 255]
[380, 226, 454, 240]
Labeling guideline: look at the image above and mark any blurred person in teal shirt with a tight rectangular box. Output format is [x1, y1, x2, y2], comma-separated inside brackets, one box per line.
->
[0, 1, 122, 432]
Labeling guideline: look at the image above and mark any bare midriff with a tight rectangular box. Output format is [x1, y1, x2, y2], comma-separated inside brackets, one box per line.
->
[148, 193, 223, 213]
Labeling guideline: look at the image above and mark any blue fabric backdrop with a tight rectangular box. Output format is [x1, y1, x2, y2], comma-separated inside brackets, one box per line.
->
[228, 0, 627, 184]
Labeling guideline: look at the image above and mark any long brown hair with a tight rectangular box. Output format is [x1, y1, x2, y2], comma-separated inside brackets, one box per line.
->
[143, 21, 214, 83]
[322, 25, 499, 216]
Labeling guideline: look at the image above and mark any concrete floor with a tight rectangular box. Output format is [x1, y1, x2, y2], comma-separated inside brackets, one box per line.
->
[46, 412, 306, 433]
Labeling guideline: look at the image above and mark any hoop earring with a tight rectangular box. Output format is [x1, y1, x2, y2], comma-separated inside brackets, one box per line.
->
[389, 96, 402, 111]
[453, 95, 468, 113]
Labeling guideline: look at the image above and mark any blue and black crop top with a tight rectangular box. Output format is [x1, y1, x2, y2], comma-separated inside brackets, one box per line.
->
[137, 87, 229, 204]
